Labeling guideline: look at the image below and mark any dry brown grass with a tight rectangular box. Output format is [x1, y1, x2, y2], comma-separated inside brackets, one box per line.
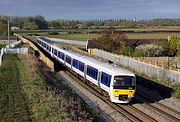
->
[18, 53, 104, 121]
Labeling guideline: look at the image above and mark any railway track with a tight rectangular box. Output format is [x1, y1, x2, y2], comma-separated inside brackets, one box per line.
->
[135, 93, 180, 122]
[65, 70, 157, 122]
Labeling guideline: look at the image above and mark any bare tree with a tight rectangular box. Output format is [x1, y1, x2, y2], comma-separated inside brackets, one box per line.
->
[97, 27, 127, 52]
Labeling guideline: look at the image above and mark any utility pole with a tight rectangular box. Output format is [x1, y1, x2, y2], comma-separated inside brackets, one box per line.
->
[88, 26, 90, 40]
[8, 20, 10, 48]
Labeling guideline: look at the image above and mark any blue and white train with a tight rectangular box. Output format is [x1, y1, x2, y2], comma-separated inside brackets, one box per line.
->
[37, 37, 136, 103]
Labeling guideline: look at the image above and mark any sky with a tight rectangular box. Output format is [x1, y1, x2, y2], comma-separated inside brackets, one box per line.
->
[0, 0, 180, 20]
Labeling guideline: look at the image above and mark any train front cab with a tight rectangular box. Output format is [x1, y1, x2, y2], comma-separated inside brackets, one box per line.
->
[110, 75, 136, 103]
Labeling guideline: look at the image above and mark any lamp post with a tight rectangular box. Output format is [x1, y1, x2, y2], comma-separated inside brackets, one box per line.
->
[8, 20, 10, 48]
[88, 26, 90, 40]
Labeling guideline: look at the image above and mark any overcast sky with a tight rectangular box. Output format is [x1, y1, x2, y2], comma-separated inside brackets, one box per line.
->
[0, 0, 180, 20]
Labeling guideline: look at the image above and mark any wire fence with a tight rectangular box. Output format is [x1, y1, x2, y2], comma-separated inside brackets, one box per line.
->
[92, 49, 180, 83]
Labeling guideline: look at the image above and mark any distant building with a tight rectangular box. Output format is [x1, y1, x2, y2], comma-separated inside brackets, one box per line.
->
[11, 26, 20, 30]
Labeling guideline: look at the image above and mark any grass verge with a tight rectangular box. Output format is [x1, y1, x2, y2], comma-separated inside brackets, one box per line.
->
[0, 53, 104, 121]
[0, 44, 6, 49]
[0, 54, 31, 121]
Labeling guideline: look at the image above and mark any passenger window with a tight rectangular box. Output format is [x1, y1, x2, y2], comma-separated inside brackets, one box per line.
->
[54, 49, 57, 56]
[79, 62, 84, 72]
[101, 72, 111, 87]
[60, 52, 64, 60]
[66, 55, 71, 64]
[73, 59, 78, 68]
[87, 66, 98, 80]
[58, 51, 61, 58]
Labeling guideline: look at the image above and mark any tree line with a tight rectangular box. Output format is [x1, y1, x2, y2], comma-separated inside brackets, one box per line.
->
[0, 15, 48, 35]
[1, 15, 180, 35]
[96, 28, 180, 57]
[48, 18, 180, 29]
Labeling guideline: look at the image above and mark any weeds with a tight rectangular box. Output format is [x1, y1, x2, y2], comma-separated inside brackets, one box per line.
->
[170, 83, 180, 100]
[20, 54, 104, 121]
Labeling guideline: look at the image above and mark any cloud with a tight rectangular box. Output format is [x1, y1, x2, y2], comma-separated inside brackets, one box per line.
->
[0, 0, 180, 19]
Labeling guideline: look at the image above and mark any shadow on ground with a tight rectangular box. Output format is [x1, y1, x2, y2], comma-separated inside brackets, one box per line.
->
[130, 75, 174, 105]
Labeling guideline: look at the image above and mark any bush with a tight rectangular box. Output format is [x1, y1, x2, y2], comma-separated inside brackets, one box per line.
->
[170, 83, 180, 99]
[168, 35, 180, 56]
[23, 22, 39, 30]
[132, 44, 165, 57]
[48, 32, 59, 35]
[27, 33, 40, 36]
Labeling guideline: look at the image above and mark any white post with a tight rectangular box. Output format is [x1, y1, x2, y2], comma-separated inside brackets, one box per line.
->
[8, 20, 10, 48]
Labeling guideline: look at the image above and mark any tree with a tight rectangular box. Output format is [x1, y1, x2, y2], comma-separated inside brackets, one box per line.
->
[168, 35, 180, 56]
[23, 22, 39, 30]
[97, 27, 127, 52]
[119, 21, 138, 28]
[0, 21, 8, 36]
[34, 15, 48, 29]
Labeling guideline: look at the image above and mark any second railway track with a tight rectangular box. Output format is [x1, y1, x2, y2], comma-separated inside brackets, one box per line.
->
[135, 93, 180, 122]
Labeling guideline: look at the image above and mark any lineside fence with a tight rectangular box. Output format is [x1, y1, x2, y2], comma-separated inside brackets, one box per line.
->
[0, 40, 28, 67]
[134, 57, 180, 69]
[91, 49, 180, 83]
[15, 34, 54, 71]
[6, 40, 21, 48]
[4, 48, 28, 54]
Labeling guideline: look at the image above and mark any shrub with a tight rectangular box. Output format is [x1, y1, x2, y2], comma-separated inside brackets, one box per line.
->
[48, 32, 59, 35]
[170, 83, 180, 99]
[132, 44, 165, 57]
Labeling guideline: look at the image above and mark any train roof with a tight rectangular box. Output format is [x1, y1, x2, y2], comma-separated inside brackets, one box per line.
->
[38, 37, 135, 76]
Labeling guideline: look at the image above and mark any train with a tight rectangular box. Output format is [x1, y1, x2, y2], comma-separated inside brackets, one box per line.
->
[37, 37, 136, 103]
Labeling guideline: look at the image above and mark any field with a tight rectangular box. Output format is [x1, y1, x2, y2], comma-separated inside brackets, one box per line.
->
[127, 32, 180, 39]
[44, 32, 180, 41]
[46, 33, 98, 41]
[17, 29, 180, 41]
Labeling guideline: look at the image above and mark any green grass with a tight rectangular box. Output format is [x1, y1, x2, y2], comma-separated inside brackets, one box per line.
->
[0, 54, 64, 121]
[45, 32, 180, 40]
[0, 44, 6, 49]
[17, 55, 64, 121]
[46, 33, 98, 41]
[170, 83, 180, 100]
[127, 32, 180, 39]
[0, 54, 31, 121]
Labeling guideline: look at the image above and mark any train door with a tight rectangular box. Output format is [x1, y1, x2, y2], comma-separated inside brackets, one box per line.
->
[109, 75, 114, 95]
[97, 71, 101, 87]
